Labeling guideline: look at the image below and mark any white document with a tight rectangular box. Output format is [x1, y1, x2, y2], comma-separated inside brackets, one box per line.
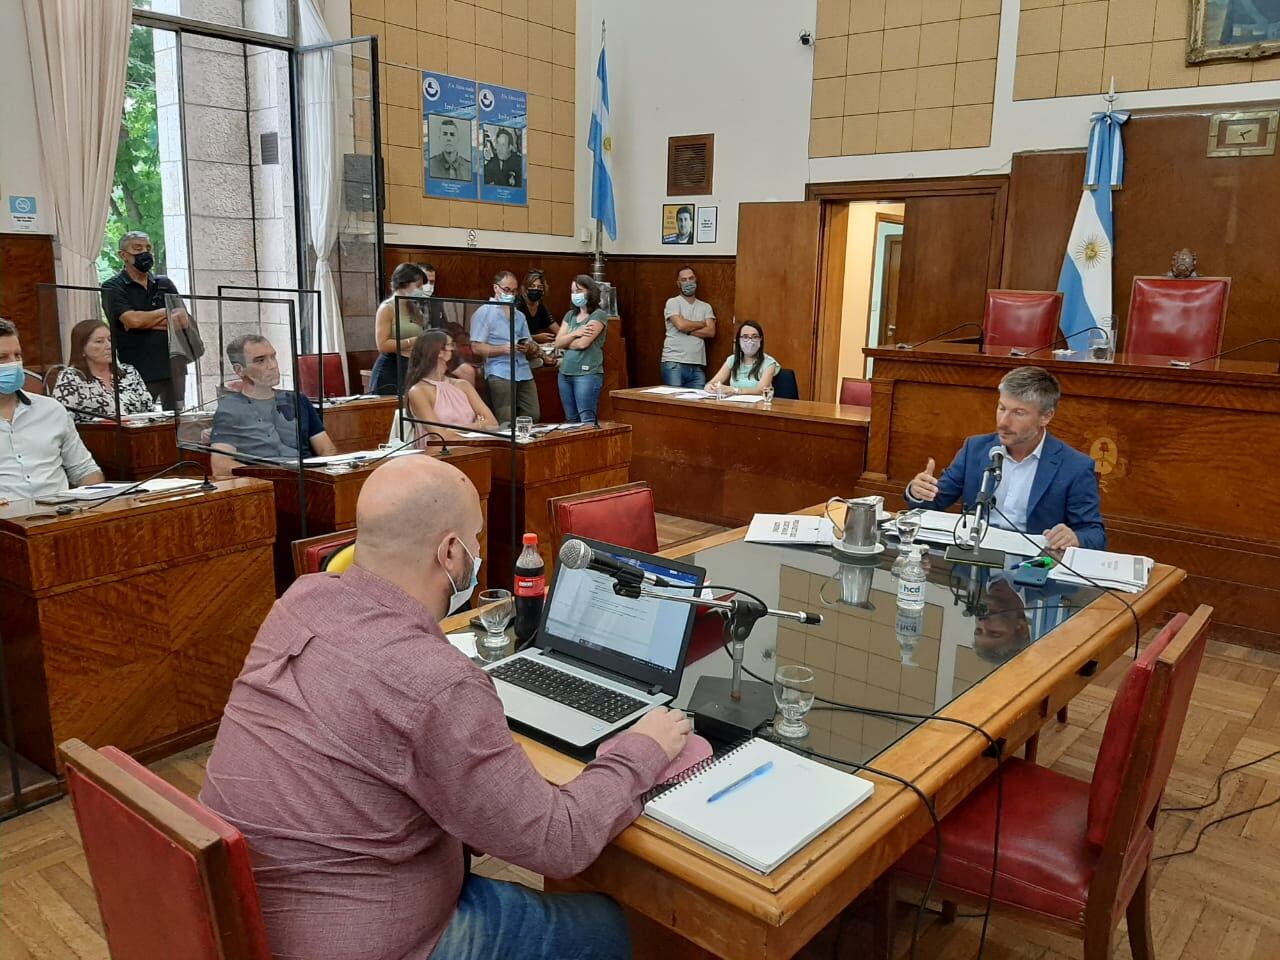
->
[446, 632, 478, 658]
[120, 411, 174, 424]
[60, 482, 140, 500]
[745, 514, 836, 545]
[303, 449, 419, 466]
[719, 394, 766, 404]
[642, 386, 690, 395]
[1048, 547, 1153, 593]
[912, 510, 1046, 557]
[137, 478, 203, 493]
[643, 738, 875, 873]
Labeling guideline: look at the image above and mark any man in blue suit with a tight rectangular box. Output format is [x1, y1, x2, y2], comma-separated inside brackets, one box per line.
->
[906, 366, 1106, 550]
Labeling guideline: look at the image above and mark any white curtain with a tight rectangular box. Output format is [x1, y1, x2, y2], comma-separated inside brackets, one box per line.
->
[23, 0, 131, 340]
[298, 0, 348, 391]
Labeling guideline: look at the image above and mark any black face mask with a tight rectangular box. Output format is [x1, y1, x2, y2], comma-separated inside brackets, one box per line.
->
[131, 251, 154, 274]
[525, 289, 543, 303]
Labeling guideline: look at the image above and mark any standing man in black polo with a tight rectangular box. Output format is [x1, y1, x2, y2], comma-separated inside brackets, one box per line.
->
[100, 231, 190, 409]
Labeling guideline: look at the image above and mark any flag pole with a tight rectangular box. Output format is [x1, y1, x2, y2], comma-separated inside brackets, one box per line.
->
[592, 19, 607, 282]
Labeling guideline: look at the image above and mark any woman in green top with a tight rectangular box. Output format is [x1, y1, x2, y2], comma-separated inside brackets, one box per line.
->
[706, 320, 781, 396]
[553, 274, 609, 423]
[370, 263, 428, 395]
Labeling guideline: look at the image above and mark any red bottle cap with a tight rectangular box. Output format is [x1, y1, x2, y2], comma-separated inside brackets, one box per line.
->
[523, 533, 538, 546]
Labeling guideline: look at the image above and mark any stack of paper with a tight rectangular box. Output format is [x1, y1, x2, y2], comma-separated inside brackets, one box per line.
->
[302, 449, 419, 466]
[1048, 547, 1153, 593]
[911, 510, 1047, 557]
[641, 386, 691, 395]
[719, 394, 766, 404]
[745, 514, 836, 545]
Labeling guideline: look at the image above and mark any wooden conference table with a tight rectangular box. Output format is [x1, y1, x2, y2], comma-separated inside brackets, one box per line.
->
[445, 506, 1185, 958]
[0, 479, 276, 777]
[610, 388, 871, 527]
[233, 447, 493, 592]
[859, 342, 1280, 650]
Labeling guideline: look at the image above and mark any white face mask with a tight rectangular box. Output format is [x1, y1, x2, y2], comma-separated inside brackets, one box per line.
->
[441, 538, 481, 613]
[422, 283, 435, 297]
[739, 338, 761, 357]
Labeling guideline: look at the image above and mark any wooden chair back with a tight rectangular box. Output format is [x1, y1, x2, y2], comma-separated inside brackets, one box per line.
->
[292, 529, 359, 578]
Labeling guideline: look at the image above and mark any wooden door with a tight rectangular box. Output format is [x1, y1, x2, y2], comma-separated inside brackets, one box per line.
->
[734, 201, 823, 399]
[893, 192, 1002, 345]
[879, 234, 903, 344]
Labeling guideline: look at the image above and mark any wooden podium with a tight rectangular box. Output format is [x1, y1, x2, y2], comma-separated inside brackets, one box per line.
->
[0, 479, 276, 775]
[77, 419, 186, 481]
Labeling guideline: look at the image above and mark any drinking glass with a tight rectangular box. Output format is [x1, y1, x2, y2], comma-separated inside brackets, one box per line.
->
[712, 382, 725, 400]
[762, 386, 775, 406]
[892, 509, 923, 574]
[773, 664, 816, 739]
[1087, 327, 1114, 363]
[477, 588, 513, 659]
[515, 416, 534, 441]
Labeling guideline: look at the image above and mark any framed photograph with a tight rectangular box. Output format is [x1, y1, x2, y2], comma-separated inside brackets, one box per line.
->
[661, 203, 695, 245]
[695, 206, 717, 243]
[1188, 0, 1280, 64]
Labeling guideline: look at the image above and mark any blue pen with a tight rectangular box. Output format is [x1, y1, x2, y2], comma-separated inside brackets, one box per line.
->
[706, 761, 773, 804]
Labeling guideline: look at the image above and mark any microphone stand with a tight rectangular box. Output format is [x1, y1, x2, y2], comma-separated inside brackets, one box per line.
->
[894, 321, 983, 351]
[614, 582, 817, 740]
[942, 464, 1007, 567]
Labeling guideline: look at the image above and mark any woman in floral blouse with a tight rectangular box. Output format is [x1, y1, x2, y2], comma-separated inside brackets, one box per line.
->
[52, 319, 153, 421]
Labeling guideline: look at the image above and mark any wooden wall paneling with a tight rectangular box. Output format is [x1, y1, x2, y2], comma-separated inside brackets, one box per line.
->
[733, 202, 824, 399]
[894, 191, 1004, 345]
[1000, 151, 1086, 291]
[623, 257, 736, 388]
[0, 233, 57, 369]
[813, 203, 851, 404]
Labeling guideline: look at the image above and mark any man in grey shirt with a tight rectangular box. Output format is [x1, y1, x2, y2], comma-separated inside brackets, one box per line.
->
[660, 266, 716, 388]
[0, 318, 103, 502]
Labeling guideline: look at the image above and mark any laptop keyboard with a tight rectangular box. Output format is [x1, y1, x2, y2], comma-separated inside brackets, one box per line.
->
[490, 658, 648, 723]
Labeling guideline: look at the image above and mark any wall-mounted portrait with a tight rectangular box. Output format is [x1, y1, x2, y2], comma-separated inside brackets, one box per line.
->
[661, 203, 695, 245]
[1188, 0, 1280, 64]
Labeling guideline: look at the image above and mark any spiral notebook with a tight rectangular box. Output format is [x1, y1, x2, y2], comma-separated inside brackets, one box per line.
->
[643, 738, 875, 873]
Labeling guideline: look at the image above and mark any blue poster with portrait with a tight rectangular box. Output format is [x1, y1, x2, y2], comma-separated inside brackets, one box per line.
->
[477, 83, 528, 206]
[423, 71, 477, 200]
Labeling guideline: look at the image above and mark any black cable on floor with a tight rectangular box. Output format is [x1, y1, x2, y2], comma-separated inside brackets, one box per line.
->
[1153, 747, 1280, 862]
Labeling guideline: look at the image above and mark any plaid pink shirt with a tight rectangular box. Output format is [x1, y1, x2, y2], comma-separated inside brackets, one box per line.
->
[200, 566, 669, 960]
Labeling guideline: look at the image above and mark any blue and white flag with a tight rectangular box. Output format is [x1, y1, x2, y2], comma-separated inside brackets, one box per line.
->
[588, 40, 617, 241]
[1056, 111, 1129, 350]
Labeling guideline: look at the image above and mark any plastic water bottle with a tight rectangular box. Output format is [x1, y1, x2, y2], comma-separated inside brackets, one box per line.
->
[513, 533, 545, 643]
[896, 545, 926, 611]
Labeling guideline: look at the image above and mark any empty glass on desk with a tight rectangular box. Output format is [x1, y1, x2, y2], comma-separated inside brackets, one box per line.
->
[762, 386, 774, 406]
[1087, 327, 1115, 363]
[515, 416, 534, 441]
[477, 589, 513, 659]
[891, 510, 922, 574]
[773, 665, 816, 739]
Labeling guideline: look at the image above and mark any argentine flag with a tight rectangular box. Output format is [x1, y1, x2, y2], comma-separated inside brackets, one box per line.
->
[589, 41, 617, 241]
[1056, 111, 1129, 351]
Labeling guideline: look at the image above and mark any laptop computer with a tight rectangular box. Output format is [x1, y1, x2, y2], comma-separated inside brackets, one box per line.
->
[483, 537, 706, 748]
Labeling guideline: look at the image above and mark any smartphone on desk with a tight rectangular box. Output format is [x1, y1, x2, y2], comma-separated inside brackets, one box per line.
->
[1013, 564, 1051, 587]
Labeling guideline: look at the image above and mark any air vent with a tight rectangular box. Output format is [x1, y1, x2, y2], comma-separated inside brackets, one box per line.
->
[260, 131, 280, 165]
[667, 134, 714, 196]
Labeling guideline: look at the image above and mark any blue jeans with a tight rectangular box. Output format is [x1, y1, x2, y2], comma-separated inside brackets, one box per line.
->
[429, 875, 631, 960]
[558, 372, 603, 423]
[660, 361, 705, 389]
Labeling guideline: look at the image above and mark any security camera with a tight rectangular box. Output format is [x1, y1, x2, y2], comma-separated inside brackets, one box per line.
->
[799, 30, 813, 46]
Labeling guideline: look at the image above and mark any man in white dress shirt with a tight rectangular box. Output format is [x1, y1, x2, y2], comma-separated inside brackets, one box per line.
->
[0, 319, 104, 502]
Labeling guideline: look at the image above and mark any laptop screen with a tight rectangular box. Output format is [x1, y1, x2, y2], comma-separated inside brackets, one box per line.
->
[540, 540, 705, 697]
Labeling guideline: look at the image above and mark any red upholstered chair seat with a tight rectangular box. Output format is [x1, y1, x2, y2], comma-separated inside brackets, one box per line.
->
[982, 290, 1063, 350]
[894, 758, 1109, 922]
[61, 739, 272, 960]
[292, 530, 359, 577]
[839, 378, 872, 407]
[1126, 277, 1229, 359]
[549, 483, 659, 555]
[299, 352, 347, 398]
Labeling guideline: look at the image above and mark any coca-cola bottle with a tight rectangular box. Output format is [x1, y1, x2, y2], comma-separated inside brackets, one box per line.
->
[513, 533, 546, 643]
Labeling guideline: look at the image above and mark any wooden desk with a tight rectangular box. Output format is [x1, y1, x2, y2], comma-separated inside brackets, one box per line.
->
[455, 422, 632, 584]
[319, 396, 399, 452]
[455, 509, 1185, 959]
[77, 419, 184, 481]
[0, 479, 276, 774]
[860, 343, 1280, 650]
[234, 448, 493, 592]
[610, 389, 870, 527]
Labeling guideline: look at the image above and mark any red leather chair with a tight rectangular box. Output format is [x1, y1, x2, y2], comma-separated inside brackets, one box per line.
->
[875, 606, 1211, 960]
[982, 290, 1063, 350]
[1125, 277, 1230, 359]
[59, 738, 272, 960]
[839, 377, 872, 407]
[548, 482, 659, 555]
[292, 529, 358, 577]
[298, 352, 348, 398]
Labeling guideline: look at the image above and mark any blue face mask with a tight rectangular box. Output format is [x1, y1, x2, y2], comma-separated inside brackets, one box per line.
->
[570, 291, 588, 308]
[496, 290, 516, 304]
[0, 361, 24, 395]
[442, 538, 481, 613]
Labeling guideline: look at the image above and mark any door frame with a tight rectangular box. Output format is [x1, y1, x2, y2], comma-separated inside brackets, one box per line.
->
[865, 212, 904, 373]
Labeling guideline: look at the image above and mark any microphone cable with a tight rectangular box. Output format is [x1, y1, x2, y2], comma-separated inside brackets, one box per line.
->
[63, 459, 214, 516]
[1152, 746, 1280, 862]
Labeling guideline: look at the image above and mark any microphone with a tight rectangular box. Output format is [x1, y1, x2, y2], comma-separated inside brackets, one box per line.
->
[894, 321, 982, 351]
[63, 459, 216, 517]
[1010, 325, 1110, 358]
[976, 445, 1004, 507]
[1168, 337, 1280, 368]
[558, 538, 674, 587]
